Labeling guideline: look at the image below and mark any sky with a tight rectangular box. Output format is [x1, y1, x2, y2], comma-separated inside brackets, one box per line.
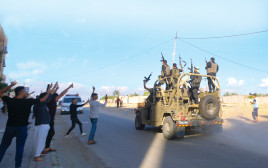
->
[0, 0, 268, 100]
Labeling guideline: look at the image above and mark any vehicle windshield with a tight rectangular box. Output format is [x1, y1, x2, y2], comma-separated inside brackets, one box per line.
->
[63, 97, 82, 103]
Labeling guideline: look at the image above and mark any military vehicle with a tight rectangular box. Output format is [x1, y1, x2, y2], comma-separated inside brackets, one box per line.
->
[135, 71, 223, 140]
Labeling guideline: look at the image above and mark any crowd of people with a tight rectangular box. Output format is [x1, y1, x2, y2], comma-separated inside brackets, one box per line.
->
[0, 83, 107, 168]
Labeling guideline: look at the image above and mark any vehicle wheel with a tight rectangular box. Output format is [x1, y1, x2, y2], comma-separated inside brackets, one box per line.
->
[199, 95, 220, 120]
[162, 116, 177, 140]
[135, 112, 145, 130]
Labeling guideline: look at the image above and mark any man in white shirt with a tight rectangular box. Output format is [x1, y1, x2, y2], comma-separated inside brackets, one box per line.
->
[88, 87, 107, 145]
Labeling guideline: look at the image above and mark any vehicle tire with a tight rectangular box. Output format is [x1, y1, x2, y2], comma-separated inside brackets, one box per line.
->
[199, 95, 220, 120]
[162, 116, 177, 140]
[135, 112, 145, 130]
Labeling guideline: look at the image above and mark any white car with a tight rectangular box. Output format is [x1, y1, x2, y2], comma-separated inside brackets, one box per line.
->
[60, 94, 84, 115]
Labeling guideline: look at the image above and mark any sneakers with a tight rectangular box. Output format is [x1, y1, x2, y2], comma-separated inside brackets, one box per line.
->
[81, 133, 87, 136]
[65, 135, 72, 138]
[87, 140, 96, 145]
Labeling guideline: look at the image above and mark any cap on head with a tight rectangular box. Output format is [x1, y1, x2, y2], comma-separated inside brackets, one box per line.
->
[173, 63, 177, 68]
[211, 57, 215, 61]
[14, 86, 25, 96]
[194, 66, 199, 70]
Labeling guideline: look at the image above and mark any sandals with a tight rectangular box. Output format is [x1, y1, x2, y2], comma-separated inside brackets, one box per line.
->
[42, 148, 56, 154]
[33, 157, 44, 161]
[87, 140, 96, 145]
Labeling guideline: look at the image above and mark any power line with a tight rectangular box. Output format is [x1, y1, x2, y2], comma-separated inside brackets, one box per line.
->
[178, 29, 268, 40]
[178, 38, 268, 74]
[46, 38, 174, 81]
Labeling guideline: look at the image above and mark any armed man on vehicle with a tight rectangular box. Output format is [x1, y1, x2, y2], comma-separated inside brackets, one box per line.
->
[143, 80, 154, 120]
[205, 57, 219, 93]
[170, 63, 184, 89]
[188, 66, 202, 106]
[158, 53, 171, 90]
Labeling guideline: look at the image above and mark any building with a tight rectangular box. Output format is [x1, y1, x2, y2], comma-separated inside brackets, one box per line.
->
[0, 24, 8, 82]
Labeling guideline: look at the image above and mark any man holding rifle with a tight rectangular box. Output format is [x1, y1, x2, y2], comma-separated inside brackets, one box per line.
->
[205, 57, 219, 93]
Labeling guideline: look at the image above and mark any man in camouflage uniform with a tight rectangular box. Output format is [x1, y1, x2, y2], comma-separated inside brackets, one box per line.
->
[205, 57, 219, 92]
[158, 60, 171, 90]
[189, 67, 202, 105]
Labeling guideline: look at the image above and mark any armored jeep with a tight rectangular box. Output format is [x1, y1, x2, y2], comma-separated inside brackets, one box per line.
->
[135, 71, 223, 140]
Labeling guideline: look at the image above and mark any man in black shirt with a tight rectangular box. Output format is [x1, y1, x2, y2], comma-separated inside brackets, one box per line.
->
[65, 97, 89, 138]
[0, 83, 54, 168]
[43, 83, 73, 154]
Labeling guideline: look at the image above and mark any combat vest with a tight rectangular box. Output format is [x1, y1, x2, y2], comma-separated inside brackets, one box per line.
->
[171, 68, 180, 77]
[161, 65, 171, 77]
[207, 62, 218, 73]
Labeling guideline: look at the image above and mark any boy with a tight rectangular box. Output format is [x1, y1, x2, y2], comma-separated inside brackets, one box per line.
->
[65, 97, 89, 138]
[250, 93, 259, 122]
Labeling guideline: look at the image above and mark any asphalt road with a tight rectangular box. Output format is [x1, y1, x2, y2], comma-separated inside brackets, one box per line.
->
[54, 106, 268, 168]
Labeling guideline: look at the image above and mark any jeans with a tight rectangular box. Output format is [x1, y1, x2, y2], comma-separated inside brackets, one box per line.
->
[66, 117, 83, 135]
[88, 118, 98, 141]
[0, 126, 28, 168]
[252, 108, 259, 120]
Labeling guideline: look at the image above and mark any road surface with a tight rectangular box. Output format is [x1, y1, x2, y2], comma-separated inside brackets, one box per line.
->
[52, 106, 268, 168]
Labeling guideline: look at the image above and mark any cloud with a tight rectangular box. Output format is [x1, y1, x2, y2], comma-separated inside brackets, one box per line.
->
[100, 86, 128, 95]
[259, 77, 268, 88]
[16, 61, 47, 75]
[227, 77, 244, 87]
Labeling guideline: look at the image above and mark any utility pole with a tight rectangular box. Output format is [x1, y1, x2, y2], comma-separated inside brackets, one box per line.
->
[172, 32, 178, 64]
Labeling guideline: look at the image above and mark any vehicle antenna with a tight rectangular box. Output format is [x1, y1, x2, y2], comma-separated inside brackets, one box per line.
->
[172, 32, 178, 64]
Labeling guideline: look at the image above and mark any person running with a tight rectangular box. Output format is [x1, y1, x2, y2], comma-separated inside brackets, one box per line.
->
[42, 83, 73, 154]
[0, 82, 53, 168]
[33, 83, 57, 161]
[250, 93, 259, 122]
[88, 86, 107, 145]
[65, 97, 89, 138]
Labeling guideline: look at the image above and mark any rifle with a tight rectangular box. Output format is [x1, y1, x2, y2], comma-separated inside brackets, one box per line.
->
[144, 72, 153, 83]
[179, 54, 182, 66]
[160, 52, 165, 62]
[188, 59, 193, 73]
[179, 54, 187, 68]
[205, 57, 208, 64]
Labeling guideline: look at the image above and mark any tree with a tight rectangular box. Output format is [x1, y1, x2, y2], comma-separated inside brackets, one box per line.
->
[143, 91, 149, 96]
[130, 92, 139, 97]
[0, 77, 8, 90]
[113, 90, 119, 97]
[223, 92, 238, 96]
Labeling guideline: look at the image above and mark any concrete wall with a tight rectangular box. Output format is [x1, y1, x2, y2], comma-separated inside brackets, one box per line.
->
[100, 96, 148, 104]
[222, 95, 268, 104]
